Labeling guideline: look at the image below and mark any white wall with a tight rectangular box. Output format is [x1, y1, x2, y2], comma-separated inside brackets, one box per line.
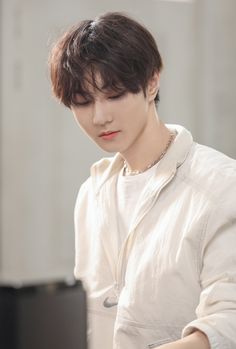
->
[196, 0, 236, 155]
[0, 0, 235, 283]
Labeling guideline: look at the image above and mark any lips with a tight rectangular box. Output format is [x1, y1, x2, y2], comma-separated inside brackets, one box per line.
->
[99, 130, 120, 140]
[99, 130, 119, 137]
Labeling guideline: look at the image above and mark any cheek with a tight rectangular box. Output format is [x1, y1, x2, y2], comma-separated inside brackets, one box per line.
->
[78, 121, 92, 136]
[124, 96, 148, 116]
[125, 102, 147, 126]
[73, 112, 90, 132]
[72, 111, 80, 125]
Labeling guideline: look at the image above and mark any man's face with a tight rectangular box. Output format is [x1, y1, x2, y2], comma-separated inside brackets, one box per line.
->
[71, 76, 155, 157]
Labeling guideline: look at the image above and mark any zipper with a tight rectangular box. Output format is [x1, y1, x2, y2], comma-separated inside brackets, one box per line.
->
[115, 171, 176, 294]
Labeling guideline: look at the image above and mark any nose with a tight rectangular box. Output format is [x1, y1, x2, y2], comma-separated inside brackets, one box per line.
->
[92, 101, 112, 125]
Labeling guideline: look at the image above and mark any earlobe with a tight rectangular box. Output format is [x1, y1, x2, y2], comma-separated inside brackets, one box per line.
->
[147, 72, 160, 102]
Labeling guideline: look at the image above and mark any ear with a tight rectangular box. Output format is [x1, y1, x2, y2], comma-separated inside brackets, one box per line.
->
[146, 71, 160, 102]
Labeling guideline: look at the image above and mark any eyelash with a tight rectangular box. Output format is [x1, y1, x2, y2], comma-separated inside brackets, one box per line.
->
[74, 101, 91, 107]
[73, 92, 126, 107]
[108, 92, 126, 100]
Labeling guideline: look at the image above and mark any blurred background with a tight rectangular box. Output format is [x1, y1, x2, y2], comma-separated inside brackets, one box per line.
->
[0, 0, 235, 283]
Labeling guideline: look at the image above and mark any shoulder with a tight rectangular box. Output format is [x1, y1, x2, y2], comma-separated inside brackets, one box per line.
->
[178, 143, 236, 249]
[191, 143, 235, 182]
[179, 142, 236, 205]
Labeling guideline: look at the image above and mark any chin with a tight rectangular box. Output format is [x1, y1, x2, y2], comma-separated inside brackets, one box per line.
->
[100, 146, 120, 153]
[95, 143, 122, 154]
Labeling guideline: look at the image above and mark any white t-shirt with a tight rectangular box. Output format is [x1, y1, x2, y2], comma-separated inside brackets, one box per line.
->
[116, 164, 157, 247]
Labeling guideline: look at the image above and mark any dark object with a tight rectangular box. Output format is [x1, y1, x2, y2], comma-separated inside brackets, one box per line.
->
[0, 279, 87, 349]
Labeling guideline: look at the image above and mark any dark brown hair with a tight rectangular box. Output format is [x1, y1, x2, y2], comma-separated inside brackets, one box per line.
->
[49, 12, 163, 108]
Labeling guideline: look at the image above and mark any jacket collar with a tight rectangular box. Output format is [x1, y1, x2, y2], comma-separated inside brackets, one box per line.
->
[91, 124, 193, 195]
[161, 124, 193, 170]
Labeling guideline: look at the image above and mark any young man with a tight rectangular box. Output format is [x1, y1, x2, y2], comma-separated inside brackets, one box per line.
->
[49, 12, 236, 349]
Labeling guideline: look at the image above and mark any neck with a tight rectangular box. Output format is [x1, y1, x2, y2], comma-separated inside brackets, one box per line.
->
[121, 112, 171, 173]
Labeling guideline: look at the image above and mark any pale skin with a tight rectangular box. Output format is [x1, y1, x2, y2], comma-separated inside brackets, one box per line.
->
[71, 72, 210, 349]
[71, 72, 170, 173]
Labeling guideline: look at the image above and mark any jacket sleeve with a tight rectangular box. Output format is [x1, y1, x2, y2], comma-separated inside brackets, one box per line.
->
[182, 184, 236, 349]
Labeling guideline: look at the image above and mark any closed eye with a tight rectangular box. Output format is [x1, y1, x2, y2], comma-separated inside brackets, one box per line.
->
[73, 100, 92, 107]
[108, 92, 126, 100]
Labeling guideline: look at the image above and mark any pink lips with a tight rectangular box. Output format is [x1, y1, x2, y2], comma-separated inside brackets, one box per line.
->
[99, 131, 120, 140]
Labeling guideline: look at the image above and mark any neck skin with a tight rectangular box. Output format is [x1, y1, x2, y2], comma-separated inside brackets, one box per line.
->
[120, 103, 171, 173]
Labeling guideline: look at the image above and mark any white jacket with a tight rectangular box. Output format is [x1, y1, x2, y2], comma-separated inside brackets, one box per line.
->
[74, 125, 236, 349]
